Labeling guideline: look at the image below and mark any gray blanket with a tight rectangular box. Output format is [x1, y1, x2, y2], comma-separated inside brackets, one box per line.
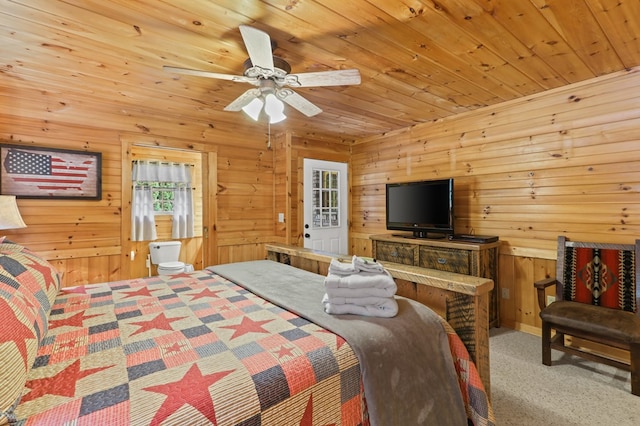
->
[209, 260, 466, 426]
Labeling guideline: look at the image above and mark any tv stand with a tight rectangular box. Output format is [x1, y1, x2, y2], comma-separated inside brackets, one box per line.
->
[371, 233, 500, 328]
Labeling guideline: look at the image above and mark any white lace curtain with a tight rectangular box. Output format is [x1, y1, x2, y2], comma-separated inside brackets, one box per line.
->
[131, 160, 194, 241]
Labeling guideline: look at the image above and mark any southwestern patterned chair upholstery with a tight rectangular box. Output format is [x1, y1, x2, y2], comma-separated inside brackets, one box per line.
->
[534, 236, 640, 396]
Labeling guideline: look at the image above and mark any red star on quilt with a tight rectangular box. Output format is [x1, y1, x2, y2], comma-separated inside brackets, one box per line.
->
[25, 259, 58, 291]
[13, 291, 38, 319]
[128, 312, 187, 337]
[59, 339, 78, 349]
[188, 288, 223, 301]
[163, 342, 184, 355]
[454, 357, 470, 389]
[167, 272, 194, 279]
[0, 298, 36, 369]
[299, 394, 336, 426]
[216, 304, 233, 312]
[274, 344, 295, 360]
[317, 329, 347, 350]
[121, 286, 156, 299]
[48, 311, 102, 329]
[220, 316, 273, 340]
[143, 363, 234, 426]
[21, 359, 113, 403]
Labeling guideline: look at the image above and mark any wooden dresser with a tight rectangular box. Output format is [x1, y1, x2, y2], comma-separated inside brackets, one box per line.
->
[371, 234, 500, 327]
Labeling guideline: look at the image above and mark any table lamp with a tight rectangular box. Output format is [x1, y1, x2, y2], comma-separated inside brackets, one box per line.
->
[0, 195, 27, 230]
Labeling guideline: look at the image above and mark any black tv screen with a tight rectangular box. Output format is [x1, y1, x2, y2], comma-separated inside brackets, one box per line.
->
[385, 178, 454, 238]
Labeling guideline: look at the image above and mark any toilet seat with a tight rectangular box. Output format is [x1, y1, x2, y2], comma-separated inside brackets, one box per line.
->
[157, 261, 185, 275]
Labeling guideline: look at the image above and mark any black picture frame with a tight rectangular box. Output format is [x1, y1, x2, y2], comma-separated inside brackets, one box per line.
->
[0, 144, 102, 200]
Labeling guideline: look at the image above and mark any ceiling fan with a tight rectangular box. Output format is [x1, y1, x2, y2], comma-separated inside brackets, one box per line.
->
[163, 25, 361, 122]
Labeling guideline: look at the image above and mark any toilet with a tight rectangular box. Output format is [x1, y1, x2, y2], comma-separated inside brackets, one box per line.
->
[148, 241, 185, 275]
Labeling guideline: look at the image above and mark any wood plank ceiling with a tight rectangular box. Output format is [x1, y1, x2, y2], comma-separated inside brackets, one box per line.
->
[2, 0, 639, 143]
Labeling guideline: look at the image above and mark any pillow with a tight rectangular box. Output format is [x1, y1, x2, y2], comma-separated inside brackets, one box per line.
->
[0, 238, 61, 422]
[0, 294, 41, 423]
[0, 238, 60, 322]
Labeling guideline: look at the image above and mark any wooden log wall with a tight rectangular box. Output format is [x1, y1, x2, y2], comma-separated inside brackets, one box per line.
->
[213, 142, 275, 265]
[350, 68, 640, 334]
[272, 132, 352, 247]
[0, 106, 349, 288]
[0, 121, 123, 286]
[0, 119, 279, 286]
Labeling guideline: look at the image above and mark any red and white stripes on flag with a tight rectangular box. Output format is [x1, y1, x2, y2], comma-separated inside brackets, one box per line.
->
[3, 148, 91, 191]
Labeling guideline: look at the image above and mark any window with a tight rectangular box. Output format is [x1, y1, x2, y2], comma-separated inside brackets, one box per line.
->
[131, 159, 196, 241]
[134, 181, 182, 214]
[311, 169, 340, 228]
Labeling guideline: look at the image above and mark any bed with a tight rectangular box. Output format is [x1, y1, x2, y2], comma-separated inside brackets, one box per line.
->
[0, 238, 494, 425]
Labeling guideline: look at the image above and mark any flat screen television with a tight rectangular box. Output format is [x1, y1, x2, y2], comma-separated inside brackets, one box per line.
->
[385, 178, 454, 239]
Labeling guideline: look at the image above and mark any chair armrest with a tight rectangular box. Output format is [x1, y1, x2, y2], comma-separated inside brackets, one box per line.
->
[534, 277, 558, 310]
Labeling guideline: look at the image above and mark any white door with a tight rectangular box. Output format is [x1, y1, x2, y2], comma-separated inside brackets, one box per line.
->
[303, 159, 348, 254]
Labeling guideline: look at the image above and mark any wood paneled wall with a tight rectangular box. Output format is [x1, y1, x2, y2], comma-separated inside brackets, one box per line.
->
[0, 116, 280, 285]
[213, 143, 275, 265]
[350, 68, 640, 333]
[1, 121, 124, 286]
[273, 132, 351, 247]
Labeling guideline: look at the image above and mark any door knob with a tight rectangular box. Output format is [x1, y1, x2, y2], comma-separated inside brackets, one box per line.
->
[304, 233, 310, 238]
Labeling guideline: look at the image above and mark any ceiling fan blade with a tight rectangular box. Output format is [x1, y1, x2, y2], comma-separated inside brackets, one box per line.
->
[239, 25, 274, 71]
[163, 66, 257, 84]
[285, 69, 361, 87]
[277, 89, 322, 117]
[224, 88, 262, 111]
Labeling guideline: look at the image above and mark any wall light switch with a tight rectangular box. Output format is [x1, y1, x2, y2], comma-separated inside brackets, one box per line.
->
[278, 213, 285, 223]
[130, 250, 135, 261]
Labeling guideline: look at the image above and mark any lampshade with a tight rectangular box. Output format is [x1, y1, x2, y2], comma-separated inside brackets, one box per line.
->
[264, 94, 286, 124]
[0, 195, 27, 230]
[241, 94, 286, 124]
[242, 97, 264, 121]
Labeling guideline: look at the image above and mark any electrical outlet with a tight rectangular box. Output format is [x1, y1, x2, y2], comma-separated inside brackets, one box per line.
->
[278, 212, 285, 223]
[501, 288, 510, 299]
[130, 250, 135, 261]
[547, 295, 556, 305]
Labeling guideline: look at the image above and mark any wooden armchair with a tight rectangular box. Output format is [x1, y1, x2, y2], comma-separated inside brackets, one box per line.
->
[534, 236, 640, 396]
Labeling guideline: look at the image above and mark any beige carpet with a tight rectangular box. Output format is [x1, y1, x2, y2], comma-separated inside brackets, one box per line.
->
[490, 328, 639, 425]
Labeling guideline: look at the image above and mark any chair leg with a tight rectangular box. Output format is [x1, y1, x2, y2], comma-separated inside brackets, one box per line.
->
[542, 321, 552, 366]
[631, 341, 640, 396]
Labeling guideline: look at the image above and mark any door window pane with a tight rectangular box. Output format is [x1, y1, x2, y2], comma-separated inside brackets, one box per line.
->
[311, 169, 340, 229]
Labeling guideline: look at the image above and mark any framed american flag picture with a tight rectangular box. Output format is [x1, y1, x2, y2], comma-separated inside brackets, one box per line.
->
[0, 144, 102, 200]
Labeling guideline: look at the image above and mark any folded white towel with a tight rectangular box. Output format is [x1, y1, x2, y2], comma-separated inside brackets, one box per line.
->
[324, 271, 396, 291]
[328, 258, 357, 276]
[322, 294, 398, 318]
[325, 286, 397, 299]
[322, 293, 395, 307]
[352, 255, 385, 274]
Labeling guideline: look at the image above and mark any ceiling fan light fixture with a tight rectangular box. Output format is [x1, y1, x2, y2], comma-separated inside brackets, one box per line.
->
[242, 97, 264, 121]
[264, 93, 286, 124]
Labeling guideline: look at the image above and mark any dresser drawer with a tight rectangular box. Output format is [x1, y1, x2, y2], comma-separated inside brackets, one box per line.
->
[375, 241, 417, 265]
[419, 246, 470, 274]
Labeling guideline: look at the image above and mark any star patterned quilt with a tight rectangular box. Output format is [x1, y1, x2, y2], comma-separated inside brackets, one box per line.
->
[1, 249, 364, 425]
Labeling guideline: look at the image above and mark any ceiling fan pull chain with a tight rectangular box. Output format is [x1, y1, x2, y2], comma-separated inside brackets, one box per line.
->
[267, 121, 271, 150]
